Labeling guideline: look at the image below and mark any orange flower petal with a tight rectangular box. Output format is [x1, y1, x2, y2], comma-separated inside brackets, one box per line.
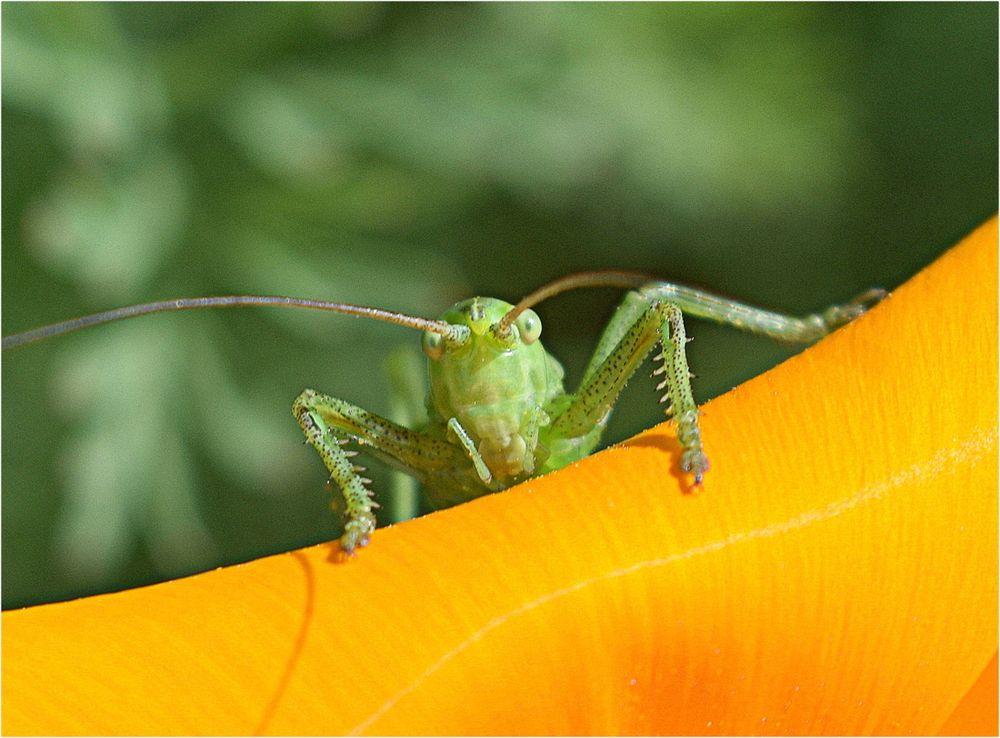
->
[938, 651, 998, 736]
[3, 218, 996, 736]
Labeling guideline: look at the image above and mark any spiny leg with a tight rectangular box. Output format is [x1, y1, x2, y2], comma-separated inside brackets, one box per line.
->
[293, 389, 474, 552]
[558, 282, 886, 485]
[548, 292, 707, 486]
[639, 283, 887, 476]
[296, 405, 377, 552]
[653, 303, 707, 484]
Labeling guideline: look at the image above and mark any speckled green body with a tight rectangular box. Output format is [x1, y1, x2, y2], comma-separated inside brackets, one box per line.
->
[429, 299, 569, 482]
[292, 283, 886, 552]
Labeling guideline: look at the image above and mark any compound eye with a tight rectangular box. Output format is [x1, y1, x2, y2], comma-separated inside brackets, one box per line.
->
[422, 331, 444, 361]
[515, 309, 542, 344]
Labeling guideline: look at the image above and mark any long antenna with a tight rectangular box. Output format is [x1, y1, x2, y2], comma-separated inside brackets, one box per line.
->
[2, 295, 469, 350]
[497, 270, 657, 335]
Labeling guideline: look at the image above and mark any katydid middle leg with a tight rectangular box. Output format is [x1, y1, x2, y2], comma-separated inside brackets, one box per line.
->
[384, 345, 430, 522]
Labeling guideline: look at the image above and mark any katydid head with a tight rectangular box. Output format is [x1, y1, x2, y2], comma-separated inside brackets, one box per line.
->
[421, 297, 542, 362]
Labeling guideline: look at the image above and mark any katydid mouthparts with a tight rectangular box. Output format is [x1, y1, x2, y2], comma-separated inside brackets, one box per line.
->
[2, 271, 886, 553]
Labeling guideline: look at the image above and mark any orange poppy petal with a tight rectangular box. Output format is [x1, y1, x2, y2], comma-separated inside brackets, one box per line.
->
[3, 217, 996, 736]
[938, 651, 998, 736]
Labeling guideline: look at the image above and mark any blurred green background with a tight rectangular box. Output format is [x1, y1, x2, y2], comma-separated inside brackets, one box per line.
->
[2, 3, 996, 608]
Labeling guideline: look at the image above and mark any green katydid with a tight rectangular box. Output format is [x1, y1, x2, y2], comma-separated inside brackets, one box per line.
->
[2, 272, 886, 553]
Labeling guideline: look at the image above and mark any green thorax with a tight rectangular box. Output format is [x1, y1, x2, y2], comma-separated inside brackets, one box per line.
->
[427, 297, 565, 482]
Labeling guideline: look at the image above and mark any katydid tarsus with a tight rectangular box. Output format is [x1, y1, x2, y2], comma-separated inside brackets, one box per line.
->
[2, 272, 886, 553]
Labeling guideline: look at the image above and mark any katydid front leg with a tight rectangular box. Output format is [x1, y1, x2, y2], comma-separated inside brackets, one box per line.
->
[545, 291, 707, 485]
[293, 390, 488, 552]
[635, 281, 886, 480]
[547, 284, 887, 487]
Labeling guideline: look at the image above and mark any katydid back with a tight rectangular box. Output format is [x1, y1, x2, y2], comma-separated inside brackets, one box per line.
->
[2, 272, 887, 553]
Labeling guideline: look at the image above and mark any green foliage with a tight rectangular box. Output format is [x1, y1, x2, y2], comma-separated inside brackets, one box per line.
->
[2, 3, 996, 607]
